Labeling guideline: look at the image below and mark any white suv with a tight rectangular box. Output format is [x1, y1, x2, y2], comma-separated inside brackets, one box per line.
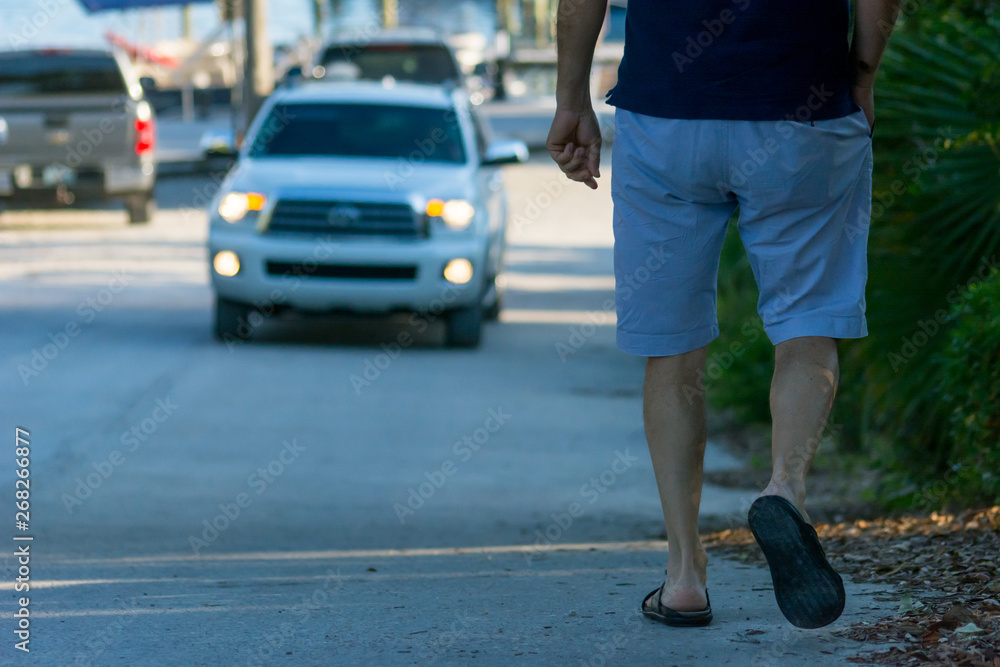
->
[207, 80, 526, 347]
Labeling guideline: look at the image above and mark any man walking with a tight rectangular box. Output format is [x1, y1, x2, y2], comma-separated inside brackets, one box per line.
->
[547, 0, 899, 628]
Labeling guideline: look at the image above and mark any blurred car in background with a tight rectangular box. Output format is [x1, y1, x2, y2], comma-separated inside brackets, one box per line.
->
[0, 49, 156, 224]
[208, 80, 527, 347]
[313, 28, 464, 88]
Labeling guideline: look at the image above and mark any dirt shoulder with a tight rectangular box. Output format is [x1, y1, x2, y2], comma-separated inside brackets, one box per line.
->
[703, 412, 1000, 666]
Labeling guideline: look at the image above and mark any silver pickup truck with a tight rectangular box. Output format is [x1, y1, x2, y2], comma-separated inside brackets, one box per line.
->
[0, 48, 156, 223]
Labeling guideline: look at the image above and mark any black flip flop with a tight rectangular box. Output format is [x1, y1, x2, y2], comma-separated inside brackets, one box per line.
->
[641, 585, 713, 627]
[748, 495, 845, 629]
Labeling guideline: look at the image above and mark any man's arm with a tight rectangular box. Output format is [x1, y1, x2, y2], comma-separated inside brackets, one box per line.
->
[850, 0, 902, 130]
[547, 0, 608, 189]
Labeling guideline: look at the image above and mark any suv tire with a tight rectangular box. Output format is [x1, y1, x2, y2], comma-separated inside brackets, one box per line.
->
[483, 288, 502, 321]
[214, 296, 251, 341]
[445, 304, 483, 348]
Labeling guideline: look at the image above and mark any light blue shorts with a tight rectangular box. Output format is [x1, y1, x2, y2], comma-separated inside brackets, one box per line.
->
[611, 107, 873, 356]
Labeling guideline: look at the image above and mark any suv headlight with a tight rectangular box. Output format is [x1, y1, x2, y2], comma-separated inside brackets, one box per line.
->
[219, 192, 266, 223]
[426, 199, 475, 230]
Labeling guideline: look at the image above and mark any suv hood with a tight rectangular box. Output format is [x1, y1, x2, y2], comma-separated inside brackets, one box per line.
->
[227, 157, 475, 202]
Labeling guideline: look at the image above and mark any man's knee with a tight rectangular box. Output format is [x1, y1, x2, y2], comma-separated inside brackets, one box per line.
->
[775, 336, 839, 375]
[645, 346, 710, 388]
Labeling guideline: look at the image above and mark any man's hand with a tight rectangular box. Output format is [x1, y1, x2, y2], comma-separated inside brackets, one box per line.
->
[547, 106, 602, 189]
[852, 79, 875, 132]
[549, 0, 608, 189]
[849, 0, 900, 133]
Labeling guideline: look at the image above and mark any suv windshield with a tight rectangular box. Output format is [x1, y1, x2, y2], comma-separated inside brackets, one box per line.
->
[319, 44, 459, 84]
[248, 103, 467, 163]
[0, 52, 125, 96]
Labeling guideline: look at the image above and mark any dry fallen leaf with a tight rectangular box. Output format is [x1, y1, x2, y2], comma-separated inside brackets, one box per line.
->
[921, 630, 942, 644]
[941, 604, 976, 629]
[899, 595, 927, 614]
[953, 622, 986, 635]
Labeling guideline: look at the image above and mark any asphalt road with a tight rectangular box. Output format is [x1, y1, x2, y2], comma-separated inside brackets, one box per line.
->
[0, 157, 894, 665]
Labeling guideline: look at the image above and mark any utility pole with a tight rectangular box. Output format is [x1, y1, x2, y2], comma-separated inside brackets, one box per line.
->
[494, 0, 511, 100]
[181, 4, 192, 38]
[312, 0, 323, 37]
[382, 0, 398, 28]
[243, 0, 273, 129]
[534, 0, 549, 47]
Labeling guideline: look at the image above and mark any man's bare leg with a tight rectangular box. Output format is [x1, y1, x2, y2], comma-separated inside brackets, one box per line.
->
[760, 336, 840, 524]
[643, 346, 710, 612]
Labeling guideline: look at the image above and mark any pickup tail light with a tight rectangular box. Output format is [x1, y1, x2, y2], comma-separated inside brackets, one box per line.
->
[135, 117, 155, 155]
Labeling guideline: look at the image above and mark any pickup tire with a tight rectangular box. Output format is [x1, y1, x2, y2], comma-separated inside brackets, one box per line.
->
[445, 304, 483, 348]
[126, 194, 155, 224]
[214, 296, 251, 342]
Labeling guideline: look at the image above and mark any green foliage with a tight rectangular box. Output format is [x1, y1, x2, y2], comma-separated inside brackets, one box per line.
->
[936, 269, 1000, 505]
[899, 0, 1000, 33]
[845, 16, 1000, 495]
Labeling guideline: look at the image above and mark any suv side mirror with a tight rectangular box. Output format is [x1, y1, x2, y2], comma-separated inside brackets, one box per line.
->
[482, 138, 528, 166]
[200, 128, 239, 159]
[139, 76, 157, 92]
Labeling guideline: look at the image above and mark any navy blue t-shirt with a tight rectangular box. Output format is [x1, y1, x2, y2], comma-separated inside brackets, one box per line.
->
[606, 0, 857, 121]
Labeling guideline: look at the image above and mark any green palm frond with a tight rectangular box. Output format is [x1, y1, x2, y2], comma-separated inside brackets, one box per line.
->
[846, 16, 1000, 491]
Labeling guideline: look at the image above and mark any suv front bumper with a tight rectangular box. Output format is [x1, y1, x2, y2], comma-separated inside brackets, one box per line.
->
[209, 228, 488, 313]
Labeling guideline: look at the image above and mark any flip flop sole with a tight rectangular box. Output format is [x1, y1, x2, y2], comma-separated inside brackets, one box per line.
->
[641, 587, 713, 627]
[748, 496, 845, 629]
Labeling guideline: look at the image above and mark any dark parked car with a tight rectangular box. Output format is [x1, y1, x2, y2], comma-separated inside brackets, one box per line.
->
[315, 28, 464, 87]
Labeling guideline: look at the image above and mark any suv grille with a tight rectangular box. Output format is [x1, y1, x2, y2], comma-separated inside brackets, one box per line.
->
[266, 199, 422, 237]
[266, 262, 417, 280]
